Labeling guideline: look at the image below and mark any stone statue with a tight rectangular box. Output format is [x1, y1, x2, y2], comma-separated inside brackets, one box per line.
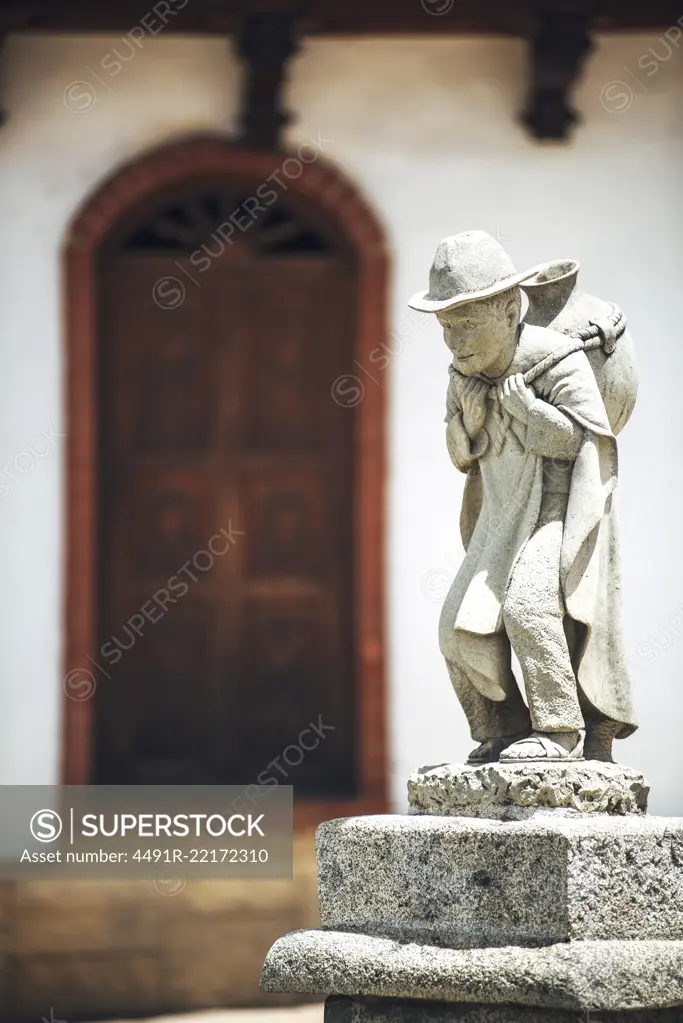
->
[408, 231, 638, 766]
[262, 232, 683, 1023]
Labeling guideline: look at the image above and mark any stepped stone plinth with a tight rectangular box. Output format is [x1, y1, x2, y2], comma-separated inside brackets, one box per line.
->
[261, 763, 683, 1021]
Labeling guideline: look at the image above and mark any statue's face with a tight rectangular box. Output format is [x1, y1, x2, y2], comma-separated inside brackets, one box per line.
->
[437, 292, 519, 378]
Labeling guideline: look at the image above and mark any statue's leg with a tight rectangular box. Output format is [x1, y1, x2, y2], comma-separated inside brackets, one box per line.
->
[438, 546, 530, 754]
[582, 714, 618, 761]
[503, 496, 584, 735]
[444, 644, 531, 743]
[565, 617, 618, 762]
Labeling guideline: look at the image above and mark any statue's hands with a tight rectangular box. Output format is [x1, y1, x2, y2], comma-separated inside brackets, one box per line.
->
[497, 373, 535, 424]
[461, 379, 489, 439]
[445, 371, 460, 422]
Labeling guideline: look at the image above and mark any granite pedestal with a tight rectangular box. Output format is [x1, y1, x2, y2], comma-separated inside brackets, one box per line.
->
[261, 762, 683, 1021]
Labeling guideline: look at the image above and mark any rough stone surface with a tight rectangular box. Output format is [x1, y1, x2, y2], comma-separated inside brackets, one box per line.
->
[316, 814, 683, 947]
[261, 929, 683, 1013]
[324, 993, 683, 1022]
[407, 762, 649, 818]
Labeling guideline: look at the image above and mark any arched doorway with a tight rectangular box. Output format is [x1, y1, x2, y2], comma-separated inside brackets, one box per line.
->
[63, 138, 388, 822]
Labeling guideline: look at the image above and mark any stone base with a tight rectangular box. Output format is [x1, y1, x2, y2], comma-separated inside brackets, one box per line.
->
[407, 762, 649, 819]
[316, 814, 683, 947]
[261, 776, 680, 1020]
[325, 994, 683, 1022]
[261, 929, 683, 1015]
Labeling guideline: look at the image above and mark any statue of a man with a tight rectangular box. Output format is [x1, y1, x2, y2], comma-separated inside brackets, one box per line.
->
[409, 231, 637, 765]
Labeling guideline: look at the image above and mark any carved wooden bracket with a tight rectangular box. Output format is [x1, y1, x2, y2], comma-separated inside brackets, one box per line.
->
[0, 4, 46, 127]
[235, 12, 300, 151]
[521, 4, 594, 140]
[0, 31, 7, 127]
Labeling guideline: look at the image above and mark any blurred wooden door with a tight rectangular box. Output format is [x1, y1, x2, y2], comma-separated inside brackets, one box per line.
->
[95, 188, 357, 795]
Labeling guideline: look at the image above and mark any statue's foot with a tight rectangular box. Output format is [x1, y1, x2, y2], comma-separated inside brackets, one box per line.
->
[498, 729, 585, 763]
[467, 739, 502, 765]
[466, 731, 532, 765]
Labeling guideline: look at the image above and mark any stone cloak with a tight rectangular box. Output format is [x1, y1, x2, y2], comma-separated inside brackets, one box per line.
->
[443, 323, 637, 738]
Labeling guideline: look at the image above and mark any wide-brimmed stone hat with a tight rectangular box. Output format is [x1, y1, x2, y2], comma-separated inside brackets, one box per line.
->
[409, 230, 545, 314]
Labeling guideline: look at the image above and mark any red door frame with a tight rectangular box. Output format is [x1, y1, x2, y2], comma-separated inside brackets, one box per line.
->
[62, 136, 389, 827]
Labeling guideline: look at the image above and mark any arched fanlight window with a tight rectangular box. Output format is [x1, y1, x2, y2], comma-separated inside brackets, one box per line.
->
[122, 189, 332, 255]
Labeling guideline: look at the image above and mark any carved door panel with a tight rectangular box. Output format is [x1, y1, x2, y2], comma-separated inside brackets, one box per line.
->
[96, 192, 356, 795]
[234, 263, 355, 793]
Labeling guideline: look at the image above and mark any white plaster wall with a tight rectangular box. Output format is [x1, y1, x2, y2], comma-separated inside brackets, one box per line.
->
[0, 31, 681, 814]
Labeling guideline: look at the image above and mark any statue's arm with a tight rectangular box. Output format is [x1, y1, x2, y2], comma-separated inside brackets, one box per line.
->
[446, 414, 488, 472]
[523, 350, 611, 459]
[446, 370, 489, 471]
[524, 400, 584, 460]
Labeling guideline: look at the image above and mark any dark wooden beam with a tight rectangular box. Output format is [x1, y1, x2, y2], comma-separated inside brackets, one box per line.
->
[0, 0, 681, 35]
[521, 4, 594, 140]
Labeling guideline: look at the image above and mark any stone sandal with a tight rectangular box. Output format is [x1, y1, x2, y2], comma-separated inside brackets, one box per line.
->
[499, 730, 585, 763]
[466, 731, 533, 765]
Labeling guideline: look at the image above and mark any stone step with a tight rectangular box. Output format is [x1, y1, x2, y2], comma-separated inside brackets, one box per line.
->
[261, 928, 683, 1016]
